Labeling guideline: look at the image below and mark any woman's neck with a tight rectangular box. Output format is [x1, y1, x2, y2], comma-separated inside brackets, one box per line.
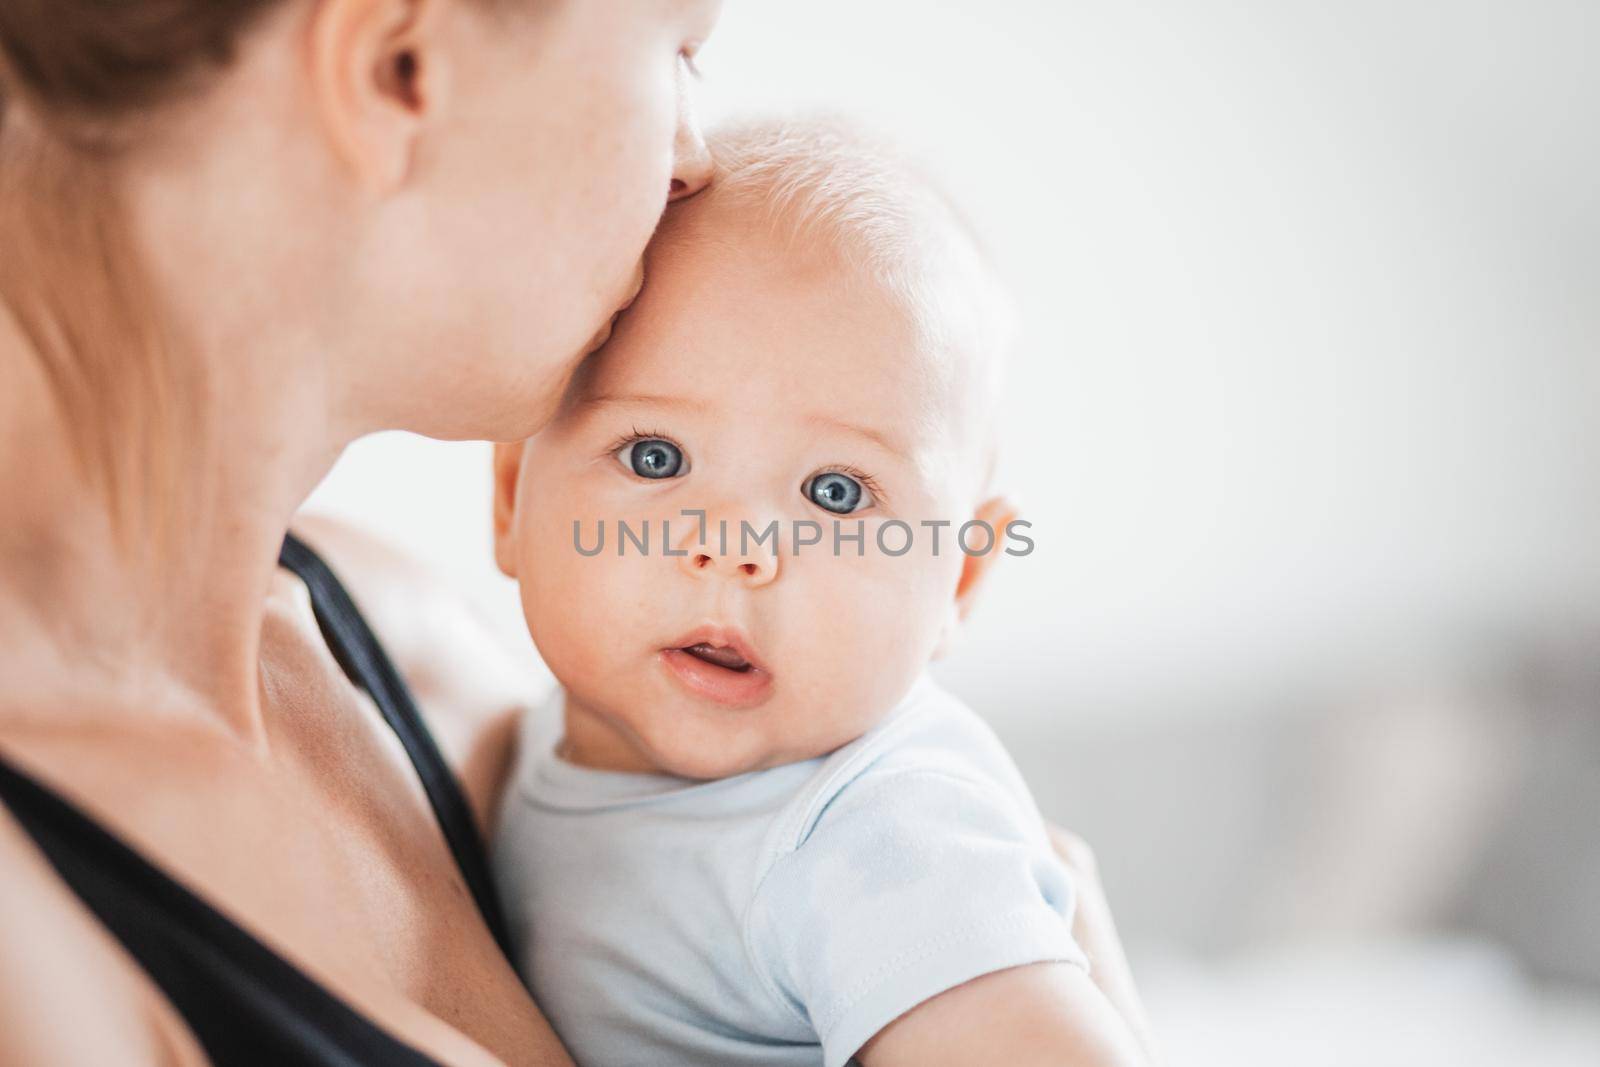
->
[0, 305, 345, 747]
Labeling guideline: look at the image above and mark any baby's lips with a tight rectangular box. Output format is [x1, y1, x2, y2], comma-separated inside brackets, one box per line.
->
[659, 646, 775, 710]
[681, 642, 752, 672]
[665, 622, 770, 676]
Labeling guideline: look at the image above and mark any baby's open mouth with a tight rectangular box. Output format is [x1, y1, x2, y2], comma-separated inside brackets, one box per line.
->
[660, 626, 773, 709]
[679, 642, 752, 672]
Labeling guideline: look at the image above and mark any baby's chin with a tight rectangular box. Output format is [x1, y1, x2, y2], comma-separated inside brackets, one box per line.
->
[638, 728, 815, 782]
[560, 663, 908, 780]
[625, 711, 848, 782]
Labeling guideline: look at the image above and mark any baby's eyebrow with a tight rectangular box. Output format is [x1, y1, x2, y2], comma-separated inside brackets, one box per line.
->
[581, 392, 711, 411]
[805, 413, 907, 462]
[580, 394, 908, 460]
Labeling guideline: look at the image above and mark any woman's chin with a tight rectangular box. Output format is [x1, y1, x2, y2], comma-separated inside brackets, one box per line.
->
[581, 316, 617, 357]
[582, 264, 646, 357]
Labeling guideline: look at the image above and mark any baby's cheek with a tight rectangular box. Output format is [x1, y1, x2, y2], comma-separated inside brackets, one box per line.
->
[515, 501, 631, 668]
[783, 557, 945, 729]
[856, 542, 956, 639]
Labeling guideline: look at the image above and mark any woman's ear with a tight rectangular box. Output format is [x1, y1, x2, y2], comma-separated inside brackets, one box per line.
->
[308, 0, 443, 192]
[492, 441, 526, 579]
[934, 496, 1020, 659]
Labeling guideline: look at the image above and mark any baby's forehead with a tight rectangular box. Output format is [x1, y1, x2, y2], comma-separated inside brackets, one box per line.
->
[571, 119, 1006, 462]
[578, 228, 945, 416]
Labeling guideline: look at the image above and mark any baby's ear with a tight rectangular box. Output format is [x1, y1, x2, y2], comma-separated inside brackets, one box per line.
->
[954, 495, 1019, 621]
[492, 441, 527, 579]
[934, 496, 1020, 659]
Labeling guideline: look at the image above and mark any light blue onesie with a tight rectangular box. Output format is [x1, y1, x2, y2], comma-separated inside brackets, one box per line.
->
[492, 674, 1087, 1067]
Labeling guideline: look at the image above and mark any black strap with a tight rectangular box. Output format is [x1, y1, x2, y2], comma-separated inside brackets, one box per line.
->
[0, 751, 442, 1065]
[278, 532, 515, 962]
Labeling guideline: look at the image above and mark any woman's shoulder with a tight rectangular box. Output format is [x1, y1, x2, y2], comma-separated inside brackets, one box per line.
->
[0, 802, 207, 1065]
[284, 514, 543, 834]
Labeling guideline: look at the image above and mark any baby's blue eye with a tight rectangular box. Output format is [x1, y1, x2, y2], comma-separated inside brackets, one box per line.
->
[618, 438, 686, 479]
[806, 472, 872, 514]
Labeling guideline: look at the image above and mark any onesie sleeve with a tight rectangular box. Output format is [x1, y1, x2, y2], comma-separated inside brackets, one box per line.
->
[744, 769, 1089, 1067]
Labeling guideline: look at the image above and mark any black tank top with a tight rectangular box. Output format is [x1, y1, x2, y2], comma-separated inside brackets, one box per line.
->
[0, 533, 516, 1066]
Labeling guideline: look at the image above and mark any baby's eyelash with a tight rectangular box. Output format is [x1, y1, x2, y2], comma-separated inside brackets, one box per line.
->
[818, 464, 887, 506]
[601, 426, 678, 460]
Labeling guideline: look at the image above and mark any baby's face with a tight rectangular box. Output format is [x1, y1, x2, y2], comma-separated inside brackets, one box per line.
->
[496, 216, 1005, 779]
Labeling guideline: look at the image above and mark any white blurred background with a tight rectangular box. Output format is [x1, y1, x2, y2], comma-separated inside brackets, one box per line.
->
[305, 1, 1600, 1062]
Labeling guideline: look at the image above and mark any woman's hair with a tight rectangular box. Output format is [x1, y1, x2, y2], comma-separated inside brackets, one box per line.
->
[0, 1, 282, 130]
[0, 2, 291, 531]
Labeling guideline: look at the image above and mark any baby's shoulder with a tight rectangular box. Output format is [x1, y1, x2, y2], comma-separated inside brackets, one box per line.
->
[762, 677, 1043, 862]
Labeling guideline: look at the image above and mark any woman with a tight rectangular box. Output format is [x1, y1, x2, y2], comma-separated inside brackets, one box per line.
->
[0, 1, 1153, 1064]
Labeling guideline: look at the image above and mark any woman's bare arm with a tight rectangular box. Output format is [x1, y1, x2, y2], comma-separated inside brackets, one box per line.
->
[1047, 826, 1161, 1060]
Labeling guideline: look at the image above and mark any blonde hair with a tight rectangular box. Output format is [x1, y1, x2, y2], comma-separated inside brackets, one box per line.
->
[678, 116, 1015, 482]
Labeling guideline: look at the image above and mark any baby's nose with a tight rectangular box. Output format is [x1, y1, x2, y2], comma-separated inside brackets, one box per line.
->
[675, 516, 779, 588]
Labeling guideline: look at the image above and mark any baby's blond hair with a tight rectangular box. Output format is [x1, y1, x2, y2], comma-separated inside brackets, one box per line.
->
[669, 116, 1013, 493]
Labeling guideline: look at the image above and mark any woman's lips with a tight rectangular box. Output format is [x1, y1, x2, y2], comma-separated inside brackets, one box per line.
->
[658, 625, 773, 709]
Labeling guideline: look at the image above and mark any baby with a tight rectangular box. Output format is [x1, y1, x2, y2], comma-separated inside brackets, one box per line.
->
[490, 121, 1124, 1066]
